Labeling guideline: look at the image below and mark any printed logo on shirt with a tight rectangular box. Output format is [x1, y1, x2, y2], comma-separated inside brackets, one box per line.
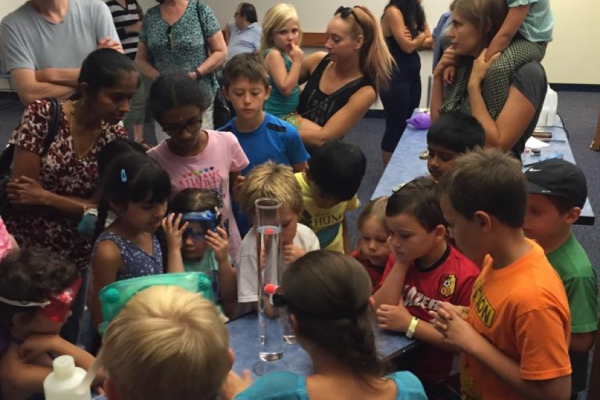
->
[438, 274, 456, 298]
[404, 285, 440, 311]
[177, 168, 226, 200]
[472, 286, 495, 327]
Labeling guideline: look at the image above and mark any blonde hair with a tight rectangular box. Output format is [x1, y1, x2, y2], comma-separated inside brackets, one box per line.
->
[450, 0, 508, 53]
[338, 5, 394, 92]
[101, 286, 230, 400]
[261, 3, 303, 52]
[358, 196, 388, 231]
[239, 161, 303, 218]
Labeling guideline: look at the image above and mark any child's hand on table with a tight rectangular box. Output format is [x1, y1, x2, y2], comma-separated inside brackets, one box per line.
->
[376, 303, 412, 332]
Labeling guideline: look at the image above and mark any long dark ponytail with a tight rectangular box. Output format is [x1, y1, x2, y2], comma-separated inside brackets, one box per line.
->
[283, 251, 390, 382]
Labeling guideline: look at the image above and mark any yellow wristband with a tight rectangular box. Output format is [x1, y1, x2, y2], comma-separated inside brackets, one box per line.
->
[406, 316, 419, 339]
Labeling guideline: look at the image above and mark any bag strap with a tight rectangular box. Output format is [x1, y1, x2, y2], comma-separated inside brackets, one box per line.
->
[196, 1, 219, 88]
[40, 98, 61, 156]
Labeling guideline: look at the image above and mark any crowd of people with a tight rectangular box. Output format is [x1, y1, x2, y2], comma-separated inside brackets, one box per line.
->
[0, 0, 597, 400]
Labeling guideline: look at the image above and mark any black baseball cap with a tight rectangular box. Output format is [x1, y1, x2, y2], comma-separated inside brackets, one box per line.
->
[524, 159, 587, 208]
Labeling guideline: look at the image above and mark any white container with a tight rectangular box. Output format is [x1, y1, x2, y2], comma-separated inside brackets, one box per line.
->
[536, 86, 558, 127]
[43, 355, 91, 400]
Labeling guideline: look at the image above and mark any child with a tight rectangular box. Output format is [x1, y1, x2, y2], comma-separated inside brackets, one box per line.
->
[147, 73, 249, 260]
[260, 3, 303, 119]
[236, 161, 319, 305]
[374, 176, 480, 398]
[296, 140, 365, 253]
[220, 53, 309, 175]
[432, 149, 572, 400]
[350, 197, 391, 293]
[223, 251, 427, 400]
[78, 138, 147, 239]
[0, 249, 100, 400]
[90, 152, 187, 331]
[427, 111, 485, 182]
[169, 188, 237, 315]
[523, 159, 598, 399]
[97, 285, 231, 400]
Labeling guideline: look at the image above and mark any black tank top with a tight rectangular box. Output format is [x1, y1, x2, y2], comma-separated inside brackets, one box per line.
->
[385, 35, 421, 71]
[297, 55, 372, 127]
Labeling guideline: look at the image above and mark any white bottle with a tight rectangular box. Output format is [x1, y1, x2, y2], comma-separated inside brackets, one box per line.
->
[43, 355, 92, 400]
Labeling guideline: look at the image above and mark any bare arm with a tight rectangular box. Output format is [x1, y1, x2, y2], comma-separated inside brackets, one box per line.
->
[384, 7, 426, 54]
[486, 5, 530, 61]
[570, 331, 596, 353]
[135, 41, 160, 81]
[90, 241, 123, 329]
[299, 51, 327, 85]
[469, 84, 535, 150]
[299, 86, 376, 147]
[291, 161, 307, 173]
[373, 257, 407, 309]
[265, 48, 303, 97]
[8, 147, 95, 215]
[430, 47, 457, 121]
[11, 69, 75, 105]
[468, 50, 536, 150]
[419, 21, 434, 50]
[197, 32, 228, 76]
[35, 68, 80, 87]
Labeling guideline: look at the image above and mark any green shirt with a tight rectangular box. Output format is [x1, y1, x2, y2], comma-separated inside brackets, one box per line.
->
[546, 233, 598, 395]
[547, 234, 598, 334]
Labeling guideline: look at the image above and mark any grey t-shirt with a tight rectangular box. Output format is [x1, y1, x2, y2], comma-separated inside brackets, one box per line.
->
[511, 61, 548, 158]
[1, 0, 119, 71]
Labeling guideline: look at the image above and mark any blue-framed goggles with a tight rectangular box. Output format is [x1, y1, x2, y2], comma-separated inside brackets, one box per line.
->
[181, 211, 218, 240]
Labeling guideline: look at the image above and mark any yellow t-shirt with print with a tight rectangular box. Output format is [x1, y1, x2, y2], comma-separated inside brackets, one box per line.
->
[295, 172, 359, 253]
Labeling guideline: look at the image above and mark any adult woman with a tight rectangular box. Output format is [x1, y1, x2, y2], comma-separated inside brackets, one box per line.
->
[6, 49, 136, 272]
[5, 49, 136, 342]
[136, 0, 227, 134]
[297, 6, 393, 148]
[380, 0, 433, 165]
[431, 0, 548, 159]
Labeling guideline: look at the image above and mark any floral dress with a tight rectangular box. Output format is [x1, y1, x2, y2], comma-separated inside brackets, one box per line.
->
[5, 99, 126, 271]
[139, 0, 221, 100]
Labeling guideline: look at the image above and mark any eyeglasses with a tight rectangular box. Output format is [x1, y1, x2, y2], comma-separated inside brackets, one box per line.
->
[335, 6, 366, 34]
[162, 117, 203, 136]
[166, 25, 173, 48]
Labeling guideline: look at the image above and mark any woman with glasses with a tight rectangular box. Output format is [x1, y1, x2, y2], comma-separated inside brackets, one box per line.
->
[135, 0, 227, 136]
[296, 6, 393, 148]
[380, 0, 432, 166]
[147, 74, 249, 260]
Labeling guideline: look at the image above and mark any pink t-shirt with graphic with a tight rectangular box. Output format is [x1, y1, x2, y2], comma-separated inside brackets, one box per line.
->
[148, 130, 249, 259]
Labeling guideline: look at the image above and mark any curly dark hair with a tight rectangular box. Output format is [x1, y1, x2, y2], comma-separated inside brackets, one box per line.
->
[0, 248, 79, 325]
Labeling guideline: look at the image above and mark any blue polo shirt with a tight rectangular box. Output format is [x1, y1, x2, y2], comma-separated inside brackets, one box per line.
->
[219, 112, 309, 175]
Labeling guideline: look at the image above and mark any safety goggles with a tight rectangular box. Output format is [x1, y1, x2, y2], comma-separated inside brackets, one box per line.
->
[181, 211, 218, 241]
[0, 277, 82, 323]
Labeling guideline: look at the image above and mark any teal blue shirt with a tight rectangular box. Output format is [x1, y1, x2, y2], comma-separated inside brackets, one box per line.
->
[235, 371, 427, 400]
[264, 49, 300, 118]
[139, 1, 220, 99]
[508, 0, 553, 42]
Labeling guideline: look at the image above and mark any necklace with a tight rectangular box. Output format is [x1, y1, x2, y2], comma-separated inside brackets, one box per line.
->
[68, 101, 101, 161]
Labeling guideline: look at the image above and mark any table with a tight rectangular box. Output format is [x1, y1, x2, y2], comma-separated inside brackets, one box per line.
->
[226, 313, 418, 376]
[372, 117, 595, 225]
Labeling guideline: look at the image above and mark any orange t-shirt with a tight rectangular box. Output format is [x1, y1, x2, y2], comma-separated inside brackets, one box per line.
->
[461, 239, 572, 400]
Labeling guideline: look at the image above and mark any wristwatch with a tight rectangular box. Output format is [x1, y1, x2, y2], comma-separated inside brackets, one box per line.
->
[194, 69, 203, 81]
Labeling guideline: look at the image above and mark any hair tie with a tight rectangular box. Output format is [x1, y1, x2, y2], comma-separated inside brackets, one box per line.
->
[120, 168, 128, 183]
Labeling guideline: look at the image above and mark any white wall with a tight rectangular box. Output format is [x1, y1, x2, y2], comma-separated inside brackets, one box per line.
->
[2, 0, 599, 94]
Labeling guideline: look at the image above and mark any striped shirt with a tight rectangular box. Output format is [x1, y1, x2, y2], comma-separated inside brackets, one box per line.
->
[103, 0, 141, 59]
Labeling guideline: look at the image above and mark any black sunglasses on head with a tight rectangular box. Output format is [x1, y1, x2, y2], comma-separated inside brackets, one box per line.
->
[335, 6, 366, 34]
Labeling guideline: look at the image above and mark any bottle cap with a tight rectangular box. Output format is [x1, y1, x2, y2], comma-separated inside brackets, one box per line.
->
[53, 355, 76, 379]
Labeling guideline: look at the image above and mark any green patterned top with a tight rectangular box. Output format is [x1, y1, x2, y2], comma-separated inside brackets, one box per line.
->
[140, 0, 220, 99]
